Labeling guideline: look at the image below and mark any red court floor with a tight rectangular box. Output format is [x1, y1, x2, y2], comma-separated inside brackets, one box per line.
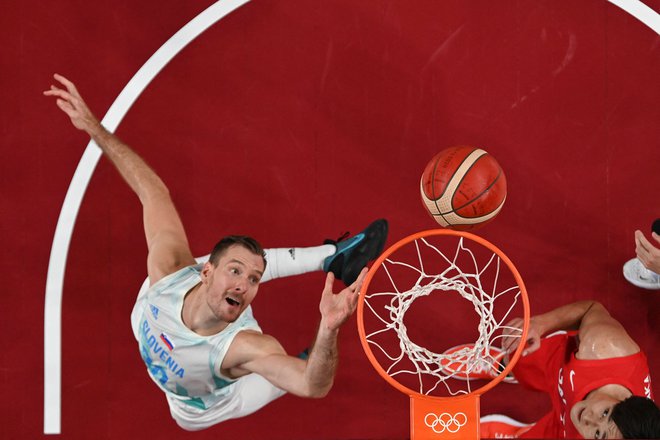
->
[3, 1, 659, 438]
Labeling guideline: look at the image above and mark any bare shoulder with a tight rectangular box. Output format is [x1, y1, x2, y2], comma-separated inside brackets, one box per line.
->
[576, 303, 640, 360]
[232, 330, 285, 356]
[221, 330, 287, 377]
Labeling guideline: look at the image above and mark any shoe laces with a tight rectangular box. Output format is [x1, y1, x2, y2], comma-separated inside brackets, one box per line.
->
[323, 231, 350, 245]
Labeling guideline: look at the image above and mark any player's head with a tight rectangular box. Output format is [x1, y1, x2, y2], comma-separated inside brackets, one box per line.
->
[209, 235, 267, 269]
[570, 389, 623, 438]
[571, 392, 660, 439]
[202, 236, 267, 324]
[611, 396, 660, 439]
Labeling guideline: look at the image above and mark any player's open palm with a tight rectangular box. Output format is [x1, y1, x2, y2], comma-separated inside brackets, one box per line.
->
[319, 268, 367, 331]
[43, 74, 99, 133]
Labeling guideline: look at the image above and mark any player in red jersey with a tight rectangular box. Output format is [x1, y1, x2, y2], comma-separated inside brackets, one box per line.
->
[480, 300, 660, 439]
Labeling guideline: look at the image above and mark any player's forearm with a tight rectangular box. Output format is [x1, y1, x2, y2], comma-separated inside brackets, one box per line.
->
[303, 323, 339, 398]
[87, 123, 169, 204]
[534, 300, 599, 335]
[46, 74, 170, 205]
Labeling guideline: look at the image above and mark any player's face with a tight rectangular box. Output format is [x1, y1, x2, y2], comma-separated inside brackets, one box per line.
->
[570, 392, 623, 439]
[203, 245, 264, 324]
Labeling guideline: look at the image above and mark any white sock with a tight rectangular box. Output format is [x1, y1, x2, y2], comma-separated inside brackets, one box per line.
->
[194, 244, 336, 283]
[262, 245, 335, 282]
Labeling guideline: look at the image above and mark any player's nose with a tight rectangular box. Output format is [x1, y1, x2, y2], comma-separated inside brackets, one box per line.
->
[233, 278, 248, 292]
[582, 411, 597, 424]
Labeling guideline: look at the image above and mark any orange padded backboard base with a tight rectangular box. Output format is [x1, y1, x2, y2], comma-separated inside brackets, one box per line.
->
[410, 394, 480, 439]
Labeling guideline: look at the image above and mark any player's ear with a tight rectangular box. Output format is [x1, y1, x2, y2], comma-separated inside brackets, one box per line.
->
[200, 261, 214, 283]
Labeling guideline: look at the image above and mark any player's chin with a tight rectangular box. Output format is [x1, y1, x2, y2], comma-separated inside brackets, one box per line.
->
[569, 402, 585, 433]
[222, 308, 242, 321]
[213, 305, 243, 323]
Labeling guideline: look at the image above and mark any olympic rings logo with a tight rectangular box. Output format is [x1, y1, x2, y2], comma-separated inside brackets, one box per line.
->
[424, 412, 468, 434]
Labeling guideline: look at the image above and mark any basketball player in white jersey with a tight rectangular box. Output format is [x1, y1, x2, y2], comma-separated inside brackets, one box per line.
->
[44, 74, 389, 430]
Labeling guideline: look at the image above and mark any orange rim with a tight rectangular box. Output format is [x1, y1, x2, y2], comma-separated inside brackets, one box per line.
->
[357, 228, 530, 399]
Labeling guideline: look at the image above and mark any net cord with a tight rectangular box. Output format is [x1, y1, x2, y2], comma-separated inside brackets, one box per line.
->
[363, 237, 523, 396]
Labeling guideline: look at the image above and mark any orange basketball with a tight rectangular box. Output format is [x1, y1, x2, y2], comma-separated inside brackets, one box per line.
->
[420, 146, 507, 231]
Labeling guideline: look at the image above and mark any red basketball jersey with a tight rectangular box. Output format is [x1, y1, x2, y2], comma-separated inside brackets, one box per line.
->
[513, 331, 654, 439]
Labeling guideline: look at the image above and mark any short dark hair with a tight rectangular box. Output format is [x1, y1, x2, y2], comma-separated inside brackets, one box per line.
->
[208, 235, 267, 269]
[611, 396, 660, 439]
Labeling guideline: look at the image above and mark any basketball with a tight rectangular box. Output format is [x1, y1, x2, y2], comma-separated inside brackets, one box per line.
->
[420, 146, 507, 231]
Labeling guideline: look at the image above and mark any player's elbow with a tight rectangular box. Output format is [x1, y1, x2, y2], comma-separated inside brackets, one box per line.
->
[141, 182, 171, 205]
[301, 380, 334, 399]
[308, 387, 332, 399]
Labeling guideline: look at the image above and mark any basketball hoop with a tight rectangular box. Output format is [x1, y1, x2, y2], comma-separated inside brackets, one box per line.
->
[357, 229, 529, 439]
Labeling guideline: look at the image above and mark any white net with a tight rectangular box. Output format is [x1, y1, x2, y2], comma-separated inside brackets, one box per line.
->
[361, 234, 525, 397]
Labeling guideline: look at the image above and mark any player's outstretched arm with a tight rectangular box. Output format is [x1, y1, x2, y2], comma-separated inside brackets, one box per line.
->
[504, 301, 639, 359]
[302, 268, 366, 395]
[224, 269, 367, 398]
[44, 74, 195, 284]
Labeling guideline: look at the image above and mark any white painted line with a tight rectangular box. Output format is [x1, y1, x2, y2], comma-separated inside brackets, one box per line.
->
[43, 0, 250, 434]
[608, 0, 660, 35]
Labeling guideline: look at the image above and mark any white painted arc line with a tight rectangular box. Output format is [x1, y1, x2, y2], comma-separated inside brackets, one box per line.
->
[43, 0, 250, 434]
[607, 0, 660, 35]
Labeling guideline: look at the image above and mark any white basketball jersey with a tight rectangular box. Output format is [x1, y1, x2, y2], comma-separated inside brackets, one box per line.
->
[135, 264, 262, 409]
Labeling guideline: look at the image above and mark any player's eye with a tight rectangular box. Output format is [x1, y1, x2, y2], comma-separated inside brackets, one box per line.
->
[602, 408, 609, 418]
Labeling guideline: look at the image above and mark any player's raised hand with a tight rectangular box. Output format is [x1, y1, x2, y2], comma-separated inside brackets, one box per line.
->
[502, 316, 542, 357]
[43, 74, 100, 133]
[635, 229, 660, 274]
[319, 267, 367, 332]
